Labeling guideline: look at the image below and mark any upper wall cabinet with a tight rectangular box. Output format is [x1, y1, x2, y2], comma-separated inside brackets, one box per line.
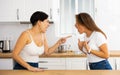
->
[21, 0, 52, 21]
[0, 0, 25, 22]
[0, 0, 52, 22]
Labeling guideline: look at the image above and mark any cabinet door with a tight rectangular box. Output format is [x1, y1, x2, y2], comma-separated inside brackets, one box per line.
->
[0, 58, 13, 70]
[108, 57, 116, 70]
[23, 0, 50, 21]
[39, 58, 66, 70]
[0, 0, 25, 22]
[66, 58, 87, 70]
[116, 58, 120, 70]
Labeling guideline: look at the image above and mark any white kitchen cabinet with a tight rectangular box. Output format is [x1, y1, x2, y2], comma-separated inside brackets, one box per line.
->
[0, 0, 52, 22]
[108, 57, 116, 70]
[0, 58, 13, 70]
[116, 58, 120, 70]
[38, 57, 118, 70]
[0, 0, 25, 22]
[39, 58, 66, 70]
[66, 58, 87, 70]
[108, 57, 120, 70]
[22, 0, 52, 21]
[39, 57, 87, 70]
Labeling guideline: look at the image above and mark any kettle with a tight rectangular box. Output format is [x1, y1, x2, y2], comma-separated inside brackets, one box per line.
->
[0, 40, 11, 53]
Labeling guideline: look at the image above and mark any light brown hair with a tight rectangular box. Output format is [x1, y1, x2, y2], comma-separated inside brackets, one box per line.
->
[76, 13, 107, 38]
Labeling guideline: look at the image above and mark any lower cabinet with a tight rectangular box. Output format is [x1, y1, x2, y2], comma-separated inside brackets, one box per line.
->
[0, 58, 13, 70]
[108, 57, 120, 70]
[39, 58, 66, 70]
[116, 58, 120, 70]
[0, 57, 120, 70]
[39, 57, 120, 70]
[108, 57, 116, 70]
[66, 58, 87, 70]
[39, 58, 87, 70]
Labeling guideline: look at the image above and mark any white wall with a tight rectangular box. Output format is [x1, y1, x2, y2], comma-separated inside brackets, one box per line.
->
[0, 22, 29, 51]
[0, 22, 80, 52]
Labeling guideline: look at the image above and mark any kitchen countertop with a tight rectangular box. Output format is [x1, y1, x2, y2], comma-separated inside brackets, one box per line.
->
[0, 51, 120, 58]
[0, 70, 120, 75]
[108, 51, 120, 57]
[0, 52, 12, 58]
[40, 51, 86, 58]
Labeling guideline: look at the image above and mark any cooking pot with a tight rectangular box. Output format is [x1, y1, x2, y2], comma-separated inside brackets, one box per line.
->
[58, 45, 66, 53]
[0, 40, 11, 53]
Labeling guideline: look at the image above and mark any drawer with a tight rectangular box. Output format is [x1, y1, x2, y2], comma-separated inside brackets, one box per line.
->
[39, 65, 66, 70]
[39, 58, 65, 65]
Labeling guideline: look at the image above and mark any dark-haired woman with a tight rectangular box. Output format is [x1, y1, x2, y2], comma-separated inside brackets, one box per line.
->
[75, 13, 112, 70]
[13, 11, 71, 72]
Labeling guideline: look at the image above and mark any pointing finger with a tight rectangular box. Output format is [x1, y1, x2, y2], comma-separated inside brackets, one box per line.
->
[64, 35, 72, 39]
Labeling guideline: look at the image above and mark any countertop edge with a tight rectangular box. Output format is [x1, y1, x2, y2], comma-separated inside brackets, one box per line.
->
[1, 51, 120, 58]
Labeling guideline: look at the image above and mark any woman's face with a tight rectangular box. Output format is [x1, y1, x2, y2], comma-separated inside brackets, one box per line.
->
[39, 19, 50, 33]
[75, 21, 85, 34]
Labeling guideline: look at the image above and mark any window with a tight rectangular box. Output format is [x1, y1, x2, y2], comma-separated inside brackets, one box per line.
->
[60, 0, 75, 36]
[56, 0, 95, 37]
[95, 0, 120, 50]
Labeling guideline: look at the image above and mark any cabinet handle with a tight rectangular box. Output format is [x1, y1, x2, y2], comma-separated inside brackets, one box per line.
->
[115, 59, 117, 70]
[38, 61, 48, 63]
[16, 9, 19, 20]
[39, 67, 48, 69]
[50, 8, 52, 20]
[86, 60, 89, 70]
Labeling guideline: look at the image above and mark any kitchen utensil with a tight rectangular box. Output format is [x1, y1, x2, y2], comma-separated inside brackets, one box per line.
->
[0, 40, 11, 53]
[58, 45, 66, 53]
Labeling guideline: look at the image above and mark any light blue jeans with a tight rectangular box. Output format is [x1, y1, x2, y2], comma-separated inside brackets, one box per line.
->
[89, 60, 112, 70]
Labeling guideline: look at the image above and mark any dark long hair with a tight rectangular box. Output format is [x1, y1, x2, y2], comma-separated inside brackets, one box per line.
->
[76, 13, 107, 38]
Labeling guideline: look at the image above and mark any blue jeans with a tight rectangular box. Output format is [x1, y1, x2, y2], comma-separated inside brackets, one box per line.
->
[89, 60, 112, 70]
[13, 62, 38, 70]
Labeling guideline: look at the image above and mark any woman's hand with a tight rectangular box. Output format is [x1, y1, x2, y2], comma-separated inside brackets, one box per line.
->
[58, 35, 72, 45]
[78, 39, 84, 50]
[27, 66, 44, 72]
[78, 39, 88, 54]
[83, 41, 91, 53]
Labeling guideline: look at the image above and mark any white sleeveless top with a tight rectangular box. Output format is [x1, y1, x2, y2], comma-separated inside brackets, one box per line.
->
[20, 31, 44, 63]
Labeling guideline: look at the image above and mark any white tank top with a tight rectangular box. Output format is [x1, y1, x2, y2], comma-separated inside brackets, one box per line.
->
[20, 31, 44, 62]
